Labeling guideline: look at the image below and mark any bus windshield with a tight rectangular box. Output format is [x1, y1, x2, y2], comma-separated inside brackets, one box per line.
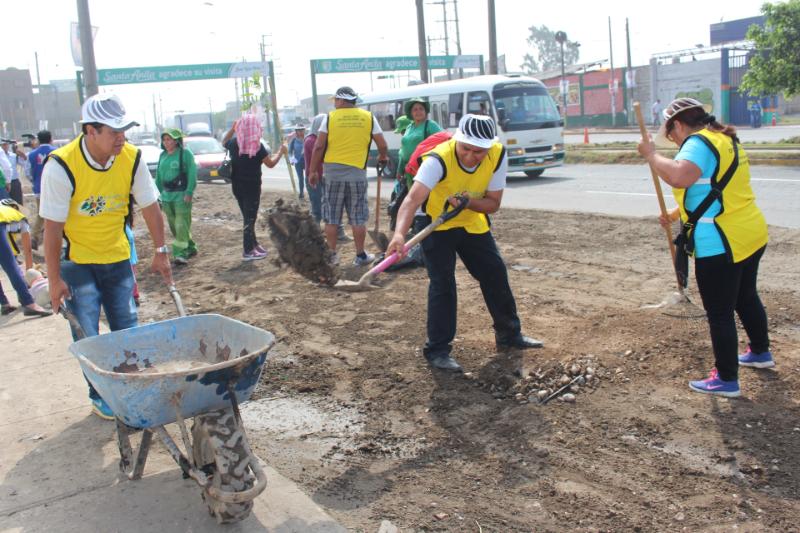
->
[493, 83, 561, 131]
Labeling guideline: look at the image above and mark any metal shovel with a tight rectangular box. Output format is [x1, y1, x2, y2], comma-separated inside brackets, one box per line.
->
[368, 160, 391, 252]
[336, 196, 468, 292]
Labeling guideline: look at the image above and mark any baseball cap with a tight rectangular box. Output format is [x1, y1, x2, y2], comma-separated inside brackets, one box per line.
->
[80, 93, 140, 131]
[452, 114, 498, 149]
[333, 86, 358, 101]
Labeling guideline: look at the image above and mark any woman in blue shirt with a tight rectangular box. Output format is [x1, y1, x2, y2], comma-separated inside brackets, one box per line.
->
[638, 97, 772, 398]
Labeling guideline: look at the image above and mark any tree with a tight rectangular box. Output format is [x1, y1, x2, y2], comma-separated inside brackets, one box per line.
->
[521, 25, 580, 74]
[741, 0, 800, 98]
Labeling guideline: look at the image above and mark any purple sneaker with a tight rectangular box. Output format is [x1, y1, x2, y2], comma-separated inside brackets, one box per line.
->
[689, 368, 740, 398]
[242, 249, 267, 261]
[738, 346, 775, 369]
[255, 244, 268, 255]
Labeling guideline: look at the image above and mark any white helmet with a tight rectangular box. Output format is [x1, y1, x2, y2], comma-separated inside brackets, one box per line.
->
[453, 114, 497, 149]
[662, 97, 705, 123]
[654, 97, 710, 147]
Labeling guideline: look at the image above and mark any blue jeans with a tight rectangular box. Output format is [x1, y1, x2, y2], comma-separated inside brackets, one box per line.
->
[306, 177, 323, 223]
[294, 162, 305, 197]
[0, 224, 34, 306]
[61, 259, 137, 400]
[420, 225, 522, 360]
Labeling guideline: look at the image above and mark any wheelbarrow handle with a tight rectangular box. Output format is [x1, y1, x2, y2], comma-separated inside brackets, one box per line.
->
[169, 285, 187, 317]
[59, 304, 86, 340]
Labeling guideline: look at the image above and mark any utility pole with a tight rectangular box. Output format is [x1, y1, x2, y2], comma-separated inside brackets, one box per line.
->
[76, 0, 98, 98]
[34, 52, 41, 86]
[487, 0, 498, 74]
[608, 16, 616, 127]
[416, 0, 429, 83]
[625, 18, 633, 125]
[555, 31, 568, 124]
[431, 0, 451, 80]
[152, 94, 158, 133]
[453, 0, 463, 79]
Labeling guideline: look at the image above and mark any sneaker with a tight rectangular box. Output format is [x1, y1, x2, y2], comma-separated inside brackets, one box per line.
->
[242, 249, 267, 261]
[173, 256, 188, 265]
[187, 249, 198, 258]
[91, 397, 115, 420]
[738, 346, 775, 368]
[255, 244, 268, 255]
[337, 231, 351, 242]
[353, 252, 375, 266]
[329, 252, 340, 266]
[689, 368, 741, 398]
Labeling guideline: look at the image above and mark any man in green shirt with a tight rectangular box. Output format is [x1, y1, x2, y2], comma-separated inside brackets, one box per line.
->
[155, 129, 198, 265]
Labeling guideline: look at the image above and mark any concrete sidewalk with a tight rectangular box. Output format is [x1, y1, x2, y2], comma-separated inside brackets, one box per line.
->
[0, 272, 345, 533]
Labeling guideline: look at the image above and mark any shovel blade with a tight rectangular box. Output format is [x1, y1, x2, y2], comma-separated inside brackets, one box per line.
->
[368, 230, 390, 253]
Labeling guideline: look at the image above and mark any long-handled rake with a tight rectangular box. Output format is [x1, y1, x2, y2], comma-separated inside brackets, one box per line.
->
[633, 102, 705, 319]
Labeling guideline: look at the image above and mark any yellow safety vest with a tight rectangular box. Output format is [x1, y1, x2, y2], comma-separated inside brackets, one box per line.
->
[673, 128, 768, 263]
[423, 139, 505, 234]
[0, 205, 27, 255]
[49, 135, 139, 264]
[323, 108, 373, 168]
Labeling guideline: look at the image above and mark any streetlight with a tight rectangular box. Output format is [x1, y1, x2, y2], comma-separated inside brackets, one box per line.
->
[555, 31, 568, 124]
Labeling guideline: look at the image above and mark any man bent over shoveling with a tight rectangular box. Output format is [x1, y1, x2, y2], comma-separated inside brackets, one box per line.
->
[386, 114, 543, 372]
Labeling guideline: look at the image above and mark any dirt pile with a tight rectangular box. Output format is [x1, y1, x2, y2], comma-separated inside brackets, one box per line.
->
[265, 199, 338, 285]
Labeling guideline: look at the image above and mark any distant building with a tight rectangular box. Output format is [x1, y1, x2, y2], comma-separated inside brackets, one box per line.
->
[0, 68, 36, 138]
[299, 94, 333, 119]
[33, 79, 82, 140]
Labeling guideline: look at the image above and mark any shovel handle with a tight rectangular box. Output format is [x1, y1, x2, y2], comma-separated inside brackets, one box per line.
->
[168, 285, 187, 317]
[365, 196, 469, 277]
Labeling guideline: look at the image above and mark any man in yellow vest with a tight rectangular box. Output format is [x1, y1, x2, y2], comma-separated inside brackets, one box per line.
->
[387, 114, 543, 372]
[308, 86, 388, 266]
[40, 93, 173, 419]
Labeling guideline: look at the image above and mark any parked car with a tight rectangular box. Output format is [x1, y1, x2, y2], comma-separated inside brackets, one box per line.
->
[186, 122, 213, 137]
[183, 136, 227, 183]
[135, 142, 162, 177]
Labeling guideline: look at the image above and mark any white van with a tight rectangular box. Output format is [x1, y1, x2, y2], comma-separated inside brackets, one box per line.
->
[358, 74, 564, 178]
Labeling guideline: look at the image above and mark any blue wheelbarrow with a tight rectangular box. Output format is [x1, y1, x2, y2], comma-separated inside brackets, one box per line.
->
[63, 287, 275, 524]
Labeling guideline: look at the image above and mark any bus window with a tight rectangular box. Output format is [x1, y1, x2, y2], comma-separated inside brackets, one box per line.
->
[448, 93, 463, 126]
[432, 103, 440, 125]
[369, 101, 402, 131]
[440, 102, 448, 127]
[467, 91, 491, 116]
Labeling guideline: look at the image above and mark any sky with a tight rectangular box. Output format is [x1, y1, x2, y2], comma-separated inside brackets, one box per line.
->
[0, 0, 768, 129]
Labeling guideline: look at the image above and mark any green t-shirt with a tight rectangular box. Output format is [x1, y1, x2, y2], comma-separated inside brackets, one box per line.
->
[0, 166, 6, 188]
[397, 119, 443, 186]
[155, 146, 197, 202]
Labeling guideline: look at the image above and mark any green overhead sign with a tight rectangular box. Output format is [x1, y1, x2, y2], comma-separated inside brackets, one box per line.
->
[97, 61, 270, 85]
[312, 55, 482, 74]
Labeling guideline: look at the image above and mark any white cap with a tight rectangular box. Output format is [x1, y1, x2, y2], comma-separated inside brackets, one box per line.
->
[452, 114, 498, 149]
[80, 93, 139, 131]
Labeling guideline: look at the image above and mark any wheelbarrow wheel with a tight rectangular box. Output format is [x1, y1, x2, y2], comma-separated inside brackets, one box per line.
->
[192, 408, 256, 524]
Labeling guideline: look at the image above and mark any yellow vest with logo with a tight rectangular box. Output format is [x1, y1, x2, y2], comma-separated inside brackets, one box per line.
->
[0, 205, 27, 255]
[673, 128, 768, 263]
[423, 139, 505, 234]
[49, 136, 139, 264]
[323, 108, 373, 168]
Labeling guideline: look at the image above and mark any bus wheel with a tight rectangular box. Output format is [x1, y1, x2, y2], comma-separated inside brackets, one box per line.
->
[524, 169, 544, 178]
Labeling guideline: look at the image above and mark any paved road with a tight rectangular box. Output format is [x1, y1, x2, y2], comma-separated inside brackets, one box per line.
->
[565, 124, 800, 145]
[257, 161, 799, 229]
